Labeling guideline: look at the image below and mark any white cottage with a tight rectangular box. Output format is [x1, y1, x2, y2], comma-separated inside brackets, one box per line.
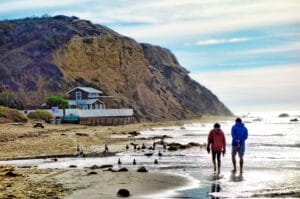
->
[66, 87, 105, 110]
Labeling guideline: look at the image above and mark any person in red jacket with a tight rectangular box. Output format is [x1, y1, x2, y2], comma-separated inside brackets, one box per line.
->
[207, 123, 226, 174]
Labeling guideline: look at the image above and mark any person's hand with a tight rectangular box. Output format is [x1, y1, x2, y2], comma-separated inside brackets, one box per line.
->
[222, 150, 226, 157]
[207, 146, 210, 154]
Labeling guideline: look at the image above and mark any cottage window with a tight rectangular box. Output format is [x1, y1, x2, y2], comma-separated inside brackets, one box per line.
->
[76, 91, 82, 101]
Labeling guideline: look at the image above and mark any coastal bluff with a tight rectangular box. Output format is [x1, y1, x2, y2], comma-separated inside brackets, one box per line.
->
[0, 15, 232, 121]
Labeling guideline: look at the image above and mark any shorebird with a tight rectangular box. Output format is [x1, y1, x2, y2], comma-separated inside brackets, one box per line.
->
[154, 159, 158, 164]
[158, 151, 162, 157]
[118, 158, 122, 165]
[153, 142, 156, 149]
[104, 144, 109, 152]
[163, 144, 167, 150]
[133, 158, 136, 165]
[141, 143, 146, 149]
[79, 151, 85, 158]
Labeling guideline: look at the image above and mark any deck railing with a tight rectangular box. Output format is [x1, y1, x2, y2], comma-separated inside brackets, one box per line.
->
[21, 108, 134, 118]
[65, 109, 133, 118]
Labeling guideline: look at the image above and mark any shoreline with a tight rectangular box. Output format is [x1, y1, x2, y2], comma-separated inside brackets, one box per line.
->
[0, 115, 231, 198]
[141, 172, 200, 199]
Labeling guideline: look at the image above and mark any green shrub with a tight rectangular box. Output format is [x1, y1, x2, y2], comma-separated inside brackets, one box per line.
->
[0, 106, 28, 123]
[27, 109, 54, 122]
[46, 95, 68, 109]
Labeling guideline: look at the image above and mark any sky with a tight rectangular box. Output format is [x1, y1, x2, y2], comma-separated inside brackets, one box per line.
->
[0, 0, 299, 113]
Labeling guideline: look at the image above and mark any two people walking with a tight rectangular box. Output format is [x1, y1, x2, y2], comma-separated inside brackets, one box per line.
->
[207, 118, 248, 174]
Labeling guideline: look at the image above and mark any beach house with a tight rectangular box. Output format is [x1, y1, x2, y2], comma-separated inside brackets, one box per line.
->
[66, 87, 106, 109]
[63, 87, 134, 125]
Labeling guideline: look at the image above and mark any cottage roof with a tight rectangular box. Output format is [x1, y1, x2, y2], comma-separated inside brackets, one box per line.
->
[68, 99, 104, 106]
[66, 87, 103, 94]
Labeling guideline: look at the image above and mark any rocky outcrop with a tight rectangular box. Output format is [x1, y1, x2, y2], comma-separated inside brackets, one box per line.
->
[0, 15, 232, 121]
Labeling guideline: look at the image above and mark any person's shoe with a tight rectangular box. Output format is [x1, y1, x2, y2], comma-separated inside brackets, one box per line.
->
[231, 169, 237, 173]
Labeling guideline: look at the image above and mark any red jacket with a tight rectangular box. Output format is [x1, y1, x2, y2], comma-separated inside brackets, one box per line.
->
[207, 128, 226, 151]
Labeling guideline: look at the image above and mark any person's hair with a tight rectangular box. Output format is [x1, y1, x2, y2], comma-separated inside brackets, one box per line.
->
[235, 118, 242, 123]
[214, 123, 220, 128]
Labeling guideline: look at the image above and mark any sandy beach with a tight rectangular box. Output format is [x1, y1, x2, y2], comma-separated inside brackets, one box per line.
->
[0, 116, 220, 198]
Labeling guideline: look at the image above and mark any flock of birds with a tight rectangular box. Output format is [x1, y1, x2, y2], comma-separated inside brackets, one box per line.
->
[77, 142, 166, 164]
[117, 142, 165, 165]
[75, 137, 169, 166]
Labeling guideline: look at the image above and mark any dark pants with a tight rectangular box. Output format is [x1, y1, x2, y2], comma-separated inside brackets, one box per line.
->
[212, 151, 222, 173]
[212, 151, 221, 162]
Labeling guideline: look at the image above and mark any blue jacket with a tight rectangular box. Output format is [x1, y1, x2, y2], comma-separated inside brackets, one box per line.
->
[231, 122, 248, 146]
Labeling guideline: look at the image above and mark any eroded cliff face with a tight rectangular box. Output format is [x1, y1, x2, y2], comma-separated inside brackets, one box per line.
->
[141, 43, 232, 116]
[0, 16, 232, 121]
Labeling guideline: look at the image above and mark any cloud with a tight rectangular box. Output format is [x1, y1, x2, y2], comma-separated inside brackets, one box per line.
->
[0, 0, 89, 13]
[237, 42, 300, 55]
[190, 64, 300, 112]
[196, 38, 250, 46]
[106, 0, 300, 42]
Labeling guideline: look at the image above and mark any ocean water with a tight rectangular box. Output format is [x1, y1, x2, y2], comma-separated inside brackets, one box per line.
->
[1, 111, 300, 198]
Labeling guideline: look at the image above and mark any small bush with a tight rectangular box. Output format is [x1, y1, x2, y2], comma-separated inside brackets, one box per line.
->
[27, 109, 54, 122]
[46, 95, 68, 109]
[0, 106, 28, 123]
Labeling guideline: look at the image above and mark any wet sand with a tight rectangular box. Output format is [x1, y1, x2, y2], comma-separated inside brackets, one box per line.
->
[0, 164, 191, 199]
[56, 169, 189, 199]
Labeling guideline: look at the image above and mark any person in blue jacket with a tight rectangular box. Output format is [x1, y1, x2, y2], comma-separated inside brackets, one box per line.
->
[231, 118, 248, 173]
